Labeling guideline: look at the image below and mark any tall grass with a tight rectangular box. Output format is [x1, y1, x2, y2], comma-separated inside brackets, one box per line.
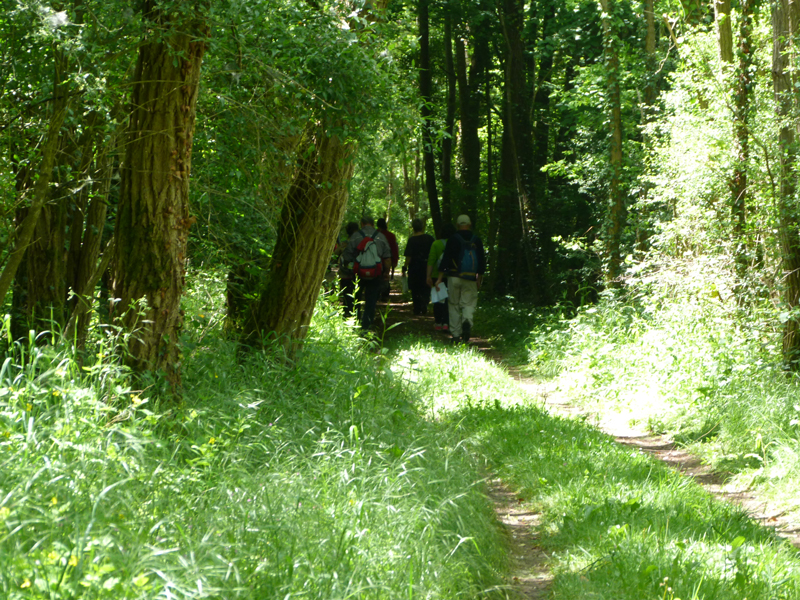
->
[0, 274, 508, 599]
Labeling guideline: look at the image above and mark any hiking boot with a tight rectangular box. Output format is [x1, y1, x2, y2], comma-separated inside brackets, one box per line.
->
[461, 320, 471, 342]
[434, 323, 443, 331]
[442, 324, 449, 332]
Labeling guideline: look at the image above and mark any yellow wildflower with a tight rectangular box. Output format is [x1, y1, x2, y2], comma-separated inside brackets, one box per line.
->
[50, 496, 58, 506]
[0, 506, 9, 519]
[209, 437, 216, 445]
[21, 578, 31, 588]
[26, 403, 32, 412]
[68, 555, 78, 567]
[48, 551, 59, 561]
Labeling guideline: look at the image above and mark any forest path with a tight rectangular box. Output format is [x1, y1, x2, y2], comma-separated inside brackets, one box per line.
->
[376, 283, 553, 599]
[531, 375, 800, 549]
[377, 281, 800, 599]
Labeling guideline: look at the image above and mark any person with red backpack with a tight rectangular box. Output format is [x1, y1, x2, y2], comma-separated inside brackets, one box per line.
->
[340, 215, 392, 332]
[434, 214, 486, 343]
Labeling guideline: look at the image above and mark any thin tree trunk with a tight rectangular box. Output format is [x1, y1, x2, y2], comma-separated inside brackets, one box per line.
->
[111, 4, 207, 391]
[498, 0, 538, 296]
[532, 0, 556, 301]
[419, 0, 443, 235]
[64, 236, 115, 343]
[772, 0, 800, 366]
[455, 27, 489, 223]
[440, 12, 457, 231]
[598, 0, 626, 284]
[731, 0, 753, 285]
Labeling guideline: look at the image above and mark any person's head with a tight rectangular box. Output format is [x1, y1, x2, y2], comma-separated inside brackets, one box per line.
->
[360, 215, 375, 227]
[411, 218, 425, 233]
[377, 217, 388, 230]
[345, 221, 359, 237]
[456, 214, 471, 230]
[442, 223, 457, 239]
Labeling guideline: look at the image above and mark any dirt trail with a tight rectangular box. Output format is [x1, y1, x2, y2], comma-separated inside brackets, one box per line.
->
[377, 283, 800, 600]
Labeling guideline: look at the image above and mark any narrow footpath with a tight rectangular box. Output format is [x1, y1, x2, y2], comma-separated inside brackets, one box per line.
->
[377, 281, 800, 599]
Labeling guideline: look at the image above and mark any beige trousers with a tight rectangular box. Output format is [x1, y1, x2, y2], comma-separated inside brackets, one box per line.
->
[447, 277, 478, 338]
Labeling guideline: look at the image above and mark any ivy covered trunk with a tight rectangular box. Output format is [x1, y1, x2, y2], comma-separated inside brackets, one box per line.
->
[245, 124, 355, 353]
[111, 4, 207, 390]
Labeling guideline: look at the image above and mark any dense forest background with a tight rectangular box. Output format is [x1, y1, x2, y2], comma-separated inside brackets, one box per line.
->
[3, 0, 800, 383]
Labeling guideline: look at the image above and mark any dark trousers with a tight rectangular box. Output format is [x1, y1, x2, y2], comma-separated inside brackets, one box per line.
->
[357, 277, 383, 331]
[433, 299, 449, 325]
[411, 287, 429, 315]
[339, 278, 356, 317]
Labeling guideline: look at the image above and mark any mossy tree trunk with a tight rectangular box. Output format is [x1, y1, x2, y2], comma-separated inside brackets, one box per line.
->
[110, 2, 207, 391]
[244, 124, 355, 354]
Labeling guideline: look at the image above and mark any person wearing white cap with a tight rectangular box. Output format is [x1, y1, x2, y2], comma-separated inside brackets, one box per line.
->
[434, 214, 486, 343]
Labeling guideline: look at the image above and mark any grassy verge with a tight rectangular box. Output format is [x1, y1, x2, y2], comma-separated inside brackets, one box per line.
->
[0, 279, 507, 599]
[398, 340, 800, 600]
[516, 277, 800, 521]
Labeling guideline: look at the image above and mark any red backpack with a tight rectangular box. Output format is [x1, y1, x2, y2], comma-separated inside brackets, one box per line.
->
[353, 231, 384, 279]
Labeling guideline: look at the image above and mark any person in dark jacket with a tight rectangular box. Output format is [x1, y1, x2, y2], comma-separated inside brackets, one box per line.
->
[402, 218, 435, 316]
[435, 214, 486, 342]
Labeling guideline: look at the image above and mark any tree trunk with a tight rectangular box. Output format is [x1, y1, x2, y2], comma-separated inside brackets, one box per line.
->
[492, 124, 525, 296]
[418, 0, 443, 235]
[0, 102, 68, 312]
[244, 125, 355, 353]
[455, 27, 488, 223]
[772, 0, 800, 366]
[715, 0, 734, 64]
[440, 12, 457, 232]
[731, 0, 753, 285]
[532, 0, 557, 301]
[497, 0, 538, 297]
[598, 0, 626, 284]
[111, 4, 207, 391]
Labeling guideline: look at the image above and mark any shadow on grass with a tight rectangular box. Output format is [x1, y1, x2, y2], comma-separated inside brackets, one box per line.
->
[445, 402, 800, 600]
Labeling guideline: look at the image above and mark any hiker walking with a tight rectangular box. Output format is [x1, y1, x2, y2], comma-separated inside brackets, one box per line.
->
[341, 216, 392, 332]
[435, 214, 486, 343]
[427, 223, 456, 332]
[402, 218, 435, 316]
[377, 217, 399, 301]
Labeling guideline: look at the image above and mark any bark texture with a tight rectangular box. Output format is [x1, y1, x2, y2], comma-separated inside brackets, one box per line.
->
[715, 0, 734, 63]
[111, 5, 207, 389]
[245, 125, 355, 352]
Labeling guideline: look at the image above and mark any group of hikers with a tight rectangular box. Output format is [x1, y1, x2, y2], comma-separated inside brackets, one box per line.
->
[335, 214, 486, 344]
